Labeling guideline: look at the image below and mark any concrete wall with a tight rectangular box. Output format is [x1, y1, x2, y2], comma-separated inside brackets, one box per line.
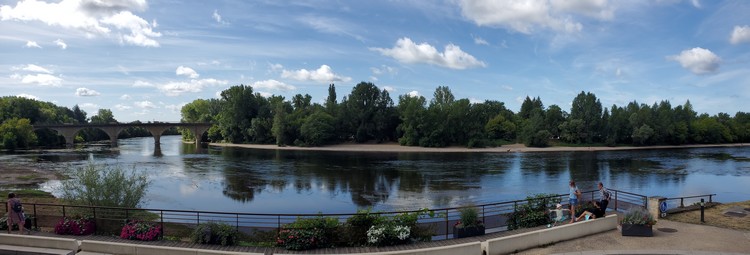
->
[79, 240, 264, 255]
[483, 214, 618, 255]
[275, 241, 482, 255]
[0, 233, 78, 251]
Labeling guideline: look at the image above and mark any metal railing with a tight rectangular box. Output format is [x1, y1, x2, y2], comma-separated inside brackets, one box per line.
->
[3, 189, 646, 240]
[662, 193, 717, 214]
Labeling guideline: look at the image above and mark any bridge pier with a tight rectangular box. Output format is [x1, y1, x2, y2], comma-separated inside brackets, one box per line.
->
[144, 126, 170, 146]
[99, 126, 124, 147]
[50, 127, 82, 148]
[189, 125, 210, 148]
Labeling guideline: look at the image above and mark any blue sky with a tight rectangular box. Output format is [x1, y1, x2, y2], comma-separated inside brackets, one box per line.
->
[1, 0, 749, 122]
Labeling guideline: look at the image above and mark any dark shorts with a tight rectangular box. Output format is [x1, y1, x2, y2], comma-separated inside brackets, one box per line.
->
[569, 198, 578, 206]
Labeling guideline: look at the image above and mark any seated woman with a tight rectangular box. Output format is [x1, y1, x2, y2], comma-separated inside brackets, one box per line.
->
[575, 201, 606, 221]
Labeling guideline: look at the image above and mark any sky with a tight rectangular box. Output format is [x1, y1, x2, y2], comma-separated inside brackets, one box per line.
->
[1, 0, 749, 122]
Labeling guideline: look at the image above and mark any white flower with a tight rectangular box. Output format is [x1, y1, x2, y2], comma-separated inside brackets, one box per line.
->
[367, 225, 385, 244]
[393, 225, 411, 240]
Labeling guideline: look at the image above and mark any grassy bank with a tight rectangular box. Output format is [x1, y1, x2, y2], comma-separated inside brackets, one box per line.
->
[665, 200, 750, 231]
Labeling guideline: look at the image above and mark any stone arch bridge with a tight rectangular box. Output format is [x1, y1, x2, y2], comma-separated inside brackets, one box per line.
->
[33, 122, 213, 148]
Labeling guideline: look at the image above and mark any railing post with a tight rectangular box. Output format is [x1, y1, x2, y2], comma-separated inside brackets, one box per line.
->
[236, 214, 240, 232]
[62, 205, 66, 218]
[33, 204, 38, 230]
[92, 207, 97, 233]
[709, 195, 713, 203]
[680, 198, 684, 208]
[160, 211, 164, 239]
[277, 215, 281, 234]
[197, 212, 200, 225]
[591, 190, 595, 201]
[482, 205, 485, 225]
[444, 209, 449, 240]
[125, 209, 129, 220]
[614, 190, 618, 211]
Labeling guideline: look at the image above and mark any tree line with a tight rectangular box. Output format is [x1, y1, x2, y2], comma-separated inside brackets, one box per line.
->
[180, 82, 750, 148]
[0, 96, 177, 150]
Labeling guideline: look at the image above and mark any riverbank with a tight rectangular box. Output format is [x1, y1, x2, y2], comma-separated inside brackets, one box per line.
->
[209, 142, 750, 153]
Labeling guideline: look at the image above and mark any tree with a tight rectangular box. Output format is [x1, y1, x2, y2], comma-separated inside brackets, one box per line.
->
[72, 105, 87, 123]
[218, 85, 258, 143]
[396, 94, 426, 146]
[300, 110, 336, 146]
[632, 124, 654, 145]
[569, 92, 602, 143]
[59, 161, 150, 208]
[0, 118, 37, 150]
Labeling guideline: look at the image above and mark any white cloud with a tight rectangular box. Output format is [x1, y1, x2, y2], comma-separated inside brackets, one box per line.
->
[456, 0, 607, 34]
[79, 103, 99, 110]
[75, 87, 100, 96]
[407, 90, 420, 97]
[550, 0, 615, 20]
[132, 80, 153, 87]
[502, 85, 514, 91]
[0, 0, 160, 47]
[14, 64, 52, 74]
[268, 63, 283, 72]
[668, 47, 721, 75]
[16, 74, 63, 86]
[24, 41, 41, 48]
[164, 103, 185, 112]
[730, 25, 750, 44]
[212, 9, 227, 24]
[297, 15, 364, 41]
[159, 78, 228, 96]
[369, 76, 378, 81]
[134, 100, 156, 109]
[371, 65, 397, 75]
[281, 65, 352, 83]
[469, 97, 483, 104]
[383, 86, 396, 92]
[120, 94, 132, 100]
[54, 39, 67, 49]
[16, 93, 39, 100]
[472, 34, 489, 45]
[114, 104, 132, 110]
[176, 66, 199, 78]
[256, 91, 273, 98]
[251, 79, 295, 91]
[371, 37, 486, 70]
[690, 0, 701, 8]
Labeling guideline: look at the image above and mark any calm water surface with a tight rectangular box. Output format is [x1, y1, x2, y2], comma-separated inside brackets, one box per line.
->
[4, 136, 750, 214]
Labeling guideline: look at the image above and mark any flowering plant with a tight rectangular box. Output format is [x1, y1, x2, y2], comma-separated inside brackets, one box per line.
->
[621, 208, 657, 226]
[276, 228, 323, 250]
[120, 220, 162, 241]
[54, 217, 96, 235]
[366, 223, 411, 246]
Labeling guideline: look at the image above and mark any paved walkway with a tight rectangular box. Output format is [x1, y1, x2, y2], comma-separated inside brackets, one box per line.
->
[520, 219, 750, 255]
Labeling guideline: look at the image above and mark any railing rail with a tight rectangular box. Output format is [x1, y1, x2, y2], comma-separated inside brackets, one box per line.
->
[664, 193, 717, 210]
[2, 188, 645, 240]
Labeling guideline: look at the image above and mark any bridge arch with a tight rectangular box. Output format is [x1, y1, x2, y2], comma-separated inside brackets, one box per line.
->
[33, 123, 213, 148]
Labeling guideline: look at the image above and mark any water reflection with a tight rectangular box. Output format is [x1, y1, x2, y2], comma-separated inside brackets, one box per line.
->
[2, 136, 749, 214]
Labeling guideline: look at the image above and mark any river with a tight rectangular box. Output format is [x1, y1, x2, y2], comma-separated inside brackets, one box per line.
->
[3, 136, 750, 214]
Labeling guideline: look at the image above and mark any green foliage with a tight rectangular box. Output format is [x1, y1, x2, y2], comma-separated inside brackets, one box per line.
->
[343, 209, 384, 246]
[277, 215, 340, 250]
[300, 111, 336, 146]
[621, 208, 656, 226]
[0, 117, 37, 150]
[191, 222, 240, 246]
[457, 206, 481, 228]
[58, 161, 150, 208]
[507, 193, 561, 230]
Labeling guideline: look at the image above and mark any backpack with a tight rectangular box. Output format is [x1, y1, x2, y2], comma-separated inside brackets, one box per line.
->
[11, 200, 22, 213]
[602, 189, 612, 200]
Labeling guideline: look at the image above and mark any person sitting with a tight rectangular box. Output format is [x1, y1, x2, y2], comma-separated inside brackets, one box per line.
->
[549, 203, 571, 226]
[575, 201, 606, 222]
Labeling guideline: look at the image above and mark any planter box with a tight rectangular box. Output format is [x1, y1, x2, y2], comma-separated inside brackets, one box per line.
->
[453, 225, 485, 238]
[621, 224, 653, 237]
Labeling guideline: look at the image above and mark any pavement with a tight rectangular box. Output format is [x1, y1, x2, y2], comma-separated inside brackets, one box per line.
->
[519, 219, 750, 255]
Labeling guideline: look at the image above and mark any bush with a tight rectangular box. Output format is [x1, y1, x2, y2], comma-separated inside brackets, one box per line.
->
[59, 161, 151, 209]
[0, 214, 30, 231]
[507, 193, 560, 230]
[120, 220, 162, 241]
[276, 215, 340, 250]
[366, 209, 434, 246]
[191, 222, 240, 246]
[54, 217, 96, 235]
[456, 206, 481, 228]
[621, 208, 656, 226]
[342, 209, 384, 246]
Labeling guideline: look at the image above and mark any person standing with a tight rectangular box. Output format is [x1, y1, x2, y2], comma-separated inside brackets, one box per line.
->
[6, 192, 30, 234]
[598, 182, 611, 212]
[568, 180, 581, 223]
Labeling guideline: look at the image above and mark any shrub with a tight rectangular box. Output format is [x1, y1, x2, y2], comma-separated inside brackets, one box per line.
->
[507, 193, 561, 230]
[621, 208, 656, 226]
[276, 215, 340, 250]
[191, 222, 240, 246]
[456, 206, 481, 228]
[59, 161, 151, 209]
[342, 209, 384, 246]
[120, 220, 162, 241]
[366, 209, 434, 246]
[54, 217, 96, 235]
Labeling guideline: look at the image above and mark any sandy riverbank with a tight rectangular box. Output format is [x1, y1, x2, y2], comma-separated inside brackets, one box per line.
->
[208, 142, 750, 153]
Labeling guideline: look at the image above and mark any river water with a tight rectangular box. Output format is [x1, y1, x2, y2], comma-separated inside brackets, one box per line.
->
[4, 136, 750, 214]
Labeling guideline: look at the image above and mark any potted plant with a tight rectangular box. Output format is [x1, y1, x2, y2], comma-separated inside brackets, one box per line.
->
[453, 206, 485, 238]
[620, 208, 656, 237]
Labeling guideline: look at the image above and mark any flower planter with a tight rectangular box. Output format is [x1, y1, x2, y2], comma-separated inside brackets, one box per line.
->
[621, 224, 653, 237]
[453, 225, 485, 238]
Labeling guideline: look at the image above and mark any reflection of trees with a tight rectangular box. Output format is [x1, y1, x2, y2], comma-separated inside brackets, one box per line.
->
[221, 166, 267, 203]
